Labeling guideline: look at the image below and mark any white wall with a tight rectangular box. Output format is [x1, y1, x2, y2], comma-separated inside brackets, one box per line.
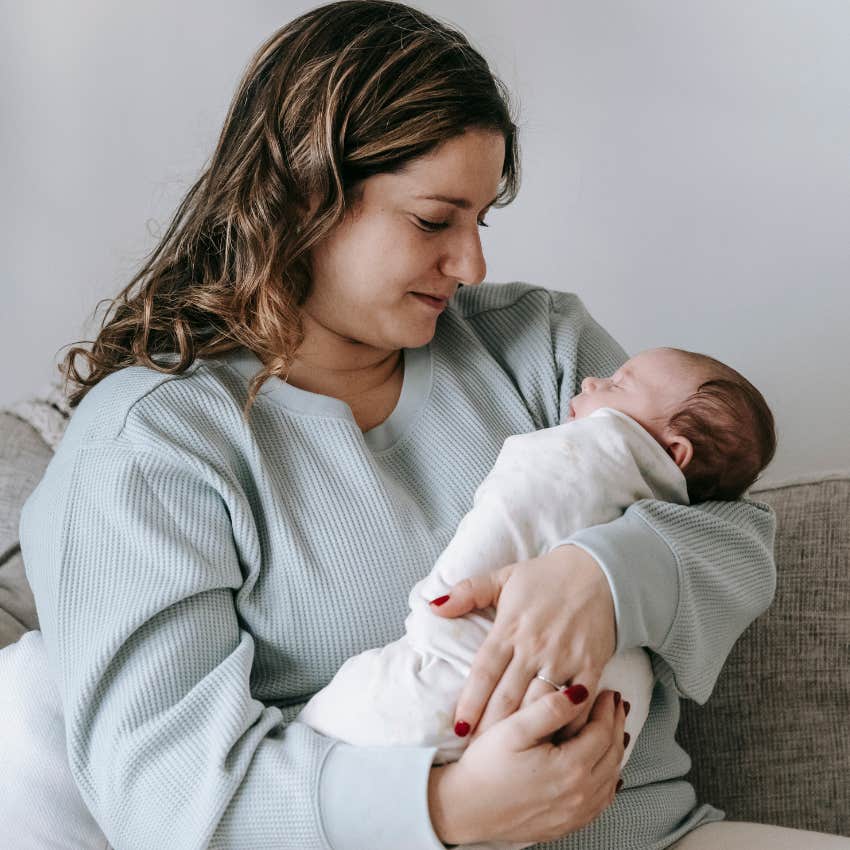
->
[2, 0, 848, 485]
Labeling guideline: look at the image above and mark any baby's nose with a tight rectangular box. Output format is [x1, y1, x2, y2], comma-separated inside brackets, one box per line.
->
[581, 376, 600, 393]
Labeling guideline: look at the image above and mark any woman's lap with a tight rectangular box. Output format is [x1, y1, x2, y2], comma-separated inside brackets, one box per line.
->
[5, 634, 848, 850]
[670, 821, 850, 849]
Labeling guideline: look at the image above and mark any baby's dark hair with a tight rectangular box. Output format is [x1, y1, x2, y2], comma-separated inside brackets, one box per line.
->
[663, 349, 776, 502]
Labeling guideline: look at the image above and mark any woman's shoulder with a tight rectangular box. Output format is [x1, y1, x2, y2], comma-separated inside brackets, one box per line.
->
[451, 281, 587, 320]
[59, 355, 249, 460]
[441, 282, 624, 429]
[444, 281, 595, 363]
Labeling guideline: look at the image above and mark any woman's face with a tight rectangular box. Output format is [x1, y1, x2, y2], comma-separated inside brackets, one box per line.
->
[304, 129, 506, 355]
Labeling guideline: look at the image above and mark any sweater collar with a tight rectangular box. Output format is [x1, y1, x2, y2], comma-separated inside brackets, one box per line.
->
[221, 344, 432, 452]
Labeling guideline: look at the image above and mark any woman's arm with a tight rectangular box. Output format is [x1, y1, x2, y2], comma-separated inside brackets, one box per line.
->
[566, 496, 776, 703]
[430, 289, 776, 727]
[559, 291, 777, 703]
[21, 440, 447, 850]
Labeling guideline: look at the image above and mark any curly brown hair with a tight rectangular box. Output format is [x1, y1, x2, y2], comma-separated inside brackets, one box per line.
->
[60, 0, 519, 416]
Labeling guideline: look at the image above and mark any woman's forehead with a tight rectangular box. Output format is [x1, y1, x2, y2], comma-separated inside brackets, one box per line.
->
[389, 131, 505, 197]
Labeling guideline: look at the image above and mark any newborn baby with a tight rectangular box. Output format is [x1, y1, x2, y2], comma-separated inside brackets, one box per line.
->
[298, 348, 776, 782]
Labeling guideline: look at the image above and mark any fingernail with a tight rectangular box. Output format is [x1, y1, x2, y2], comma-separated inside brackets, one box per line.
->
[623, 700, 631, 717]
[430, 595, 450, 606]
[454, 720, 470, 737]
[613, 691, 621, 707]
[563, 684, 589, 704]
[616, 779, 623, 792]
[623, 732, 630, 748]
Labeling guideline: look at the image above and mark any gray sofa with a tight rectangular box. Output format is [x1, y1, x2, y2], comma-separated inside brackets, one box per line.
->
[1, 409, 848, 837]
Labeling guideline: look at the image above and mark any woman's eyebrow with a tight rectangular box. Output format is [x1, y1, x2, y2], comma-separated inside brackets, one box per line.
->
[416, 193, 499, 210]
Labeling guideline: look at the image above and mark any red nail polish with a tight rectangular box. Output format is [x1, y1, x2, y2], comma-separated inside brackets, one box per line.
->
[430, 595, 450, 607]
[616, 779, 623, 792]
[563, 684, 589, 704]
[623, 732, 630, 748]
[623, 700, 631, 717]
[613, 691, 621, 707]
[454, 720, 470, 737]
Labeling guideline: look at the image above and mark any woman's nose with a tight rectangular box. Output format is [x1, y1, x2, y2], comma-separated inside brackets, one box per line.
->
[440, 228, 487, 286]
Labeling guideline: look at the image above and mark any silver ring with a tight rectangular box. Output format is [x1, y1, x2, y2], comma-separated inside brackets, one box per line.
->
[535, 673, 567, 691]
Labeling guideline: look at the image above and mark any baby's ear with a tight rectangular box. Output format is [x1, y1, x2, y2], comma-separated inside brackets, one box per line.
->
[666, 434, 694, 471]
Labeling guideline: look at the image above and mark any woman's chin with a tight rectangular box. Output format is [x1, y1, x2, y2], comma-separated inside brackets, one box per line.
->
[400, 318, 440, 349]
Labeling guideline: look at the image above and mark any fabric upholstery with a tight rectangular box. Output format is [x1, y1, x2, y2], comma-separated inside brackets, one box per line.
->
[0, 412, 49, 647]
[677, 476, 850, 836]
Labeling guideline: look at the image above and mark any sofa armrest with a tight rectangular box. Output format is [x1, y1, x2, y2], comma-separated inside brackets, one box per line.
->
[0, 412, 53, 648]
[677, 474, 850, 837]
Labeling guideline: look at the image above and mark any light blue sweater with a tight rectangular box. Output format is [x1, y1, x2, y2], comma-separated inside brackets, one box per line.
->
[21, 283, 776, 850]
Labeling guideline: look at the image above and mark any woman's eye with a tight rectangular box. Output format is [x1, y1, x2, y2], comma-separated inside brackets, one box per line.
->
[415, 217, 449, 232]
[414, 217, 491, 232]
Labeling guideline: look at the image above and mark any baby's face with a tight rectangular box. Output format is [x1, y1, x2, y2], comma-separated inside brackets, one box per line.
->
[567, 348, 702, 441]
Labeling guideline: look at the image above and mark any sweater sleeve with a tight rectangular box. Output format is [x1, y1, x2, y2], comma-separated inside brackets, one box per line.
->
[20, 440, 446, 850]
[546, 290, 777, 704]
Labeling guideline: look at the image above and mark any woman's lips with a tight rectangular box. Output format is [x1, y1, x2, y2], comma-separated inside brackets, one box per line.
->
[411, 292, 448, 311]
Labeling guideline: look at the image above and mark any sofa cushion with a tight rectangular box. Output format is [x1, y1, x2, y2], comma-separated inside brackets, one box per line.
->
[677, 475, 850, 837]
[0, 412, 51, 648]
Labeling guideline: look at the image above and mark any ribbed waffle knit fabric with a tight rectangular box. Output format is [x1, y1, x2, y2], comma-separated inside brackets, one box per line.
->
[20, 283, 777, 850]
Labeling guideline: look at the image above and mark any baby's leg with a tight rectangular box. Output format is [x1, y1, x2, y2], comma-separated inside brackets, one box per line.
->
[298, 630, 476, 764]
[0, 630, 111, 850]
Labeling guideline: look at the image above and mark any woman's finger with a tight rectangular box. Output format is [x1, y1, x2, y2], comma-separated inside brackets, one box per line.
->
[561, 665, 603, 737]
[518, 674, 563, 713]
[475, 655, 545, 734]
[556, 690, 620, 768]
[585, 772, 620, 824]
[427, 569, 508, 619]
[499, 684, 591, 752]
[452, 632, 514, 735]
[591, 698, 625, 776]
[591, 730, 625, 789]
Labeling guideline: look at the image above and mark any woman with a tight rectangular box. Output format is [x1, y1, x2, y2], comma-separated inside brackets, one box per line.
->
[14, 2, 837, 848]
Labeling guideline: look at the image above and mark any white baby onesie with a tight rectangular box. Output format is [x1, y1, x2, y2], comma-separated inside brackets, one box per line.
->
[298, 408, 689, 837]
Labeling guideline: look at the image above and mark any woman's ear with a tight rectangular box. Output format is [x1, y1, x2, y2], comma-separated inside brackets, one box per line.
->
[665, 434, 694, 471]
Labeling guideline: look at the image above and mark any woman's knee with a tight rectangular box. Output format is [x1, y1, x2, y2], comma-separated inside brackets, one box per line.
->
[671, 820, 850, 849]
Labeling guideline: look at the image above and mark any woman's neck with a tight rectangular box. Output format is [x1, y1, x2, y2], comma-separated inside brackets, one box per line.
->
[281, 312, 403, 401]
[285, 346, 403, 401]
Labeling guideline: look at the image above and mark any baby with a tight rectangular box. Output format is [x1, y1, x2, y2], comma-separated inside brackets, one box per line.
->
[298, 347, 776, 805]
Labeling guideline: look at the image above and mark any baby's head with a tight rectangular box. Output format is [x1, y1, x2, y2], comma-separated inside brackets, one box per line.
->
[568, 347, 776, 502]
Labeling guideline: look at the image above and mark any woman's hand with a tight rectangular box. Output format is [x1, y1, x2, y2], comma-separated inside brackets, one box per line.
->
[428, 687, 626, 845]
[429, 544, 616, 738]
